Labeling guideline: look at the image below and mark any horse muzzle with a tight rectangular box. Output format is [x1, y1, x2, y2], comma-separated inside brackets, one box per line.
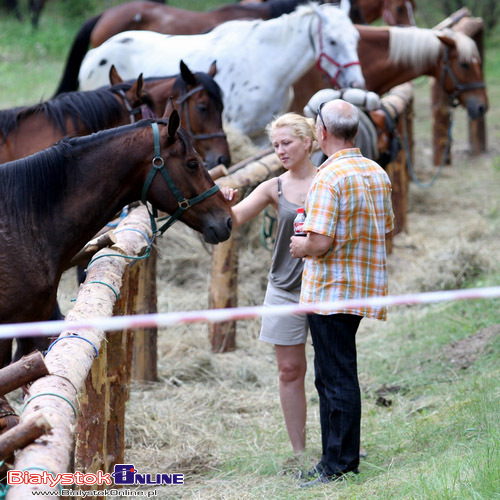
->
[203, 216, 232, 244]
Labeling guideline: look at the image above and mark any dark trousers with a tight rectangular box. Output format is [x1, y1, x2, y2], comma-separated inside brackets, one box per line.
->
[307, 313, 362, 476]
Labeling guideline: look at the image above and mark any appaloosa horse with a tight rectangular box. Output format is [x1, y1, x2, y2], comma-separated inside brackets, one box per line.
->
[77, 3, 365, 140]
[0, 104, 232, 367]
[54, 0, 314, 95]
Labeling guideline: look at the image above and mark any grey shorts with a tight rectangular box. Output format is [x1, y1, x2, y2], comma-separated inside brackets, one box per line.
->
[259, 282, 308, 346]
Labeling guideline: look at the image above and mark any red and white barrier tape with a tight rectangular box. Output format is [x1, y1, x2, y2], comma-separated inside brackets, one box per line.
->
[0, 286, 499, 340]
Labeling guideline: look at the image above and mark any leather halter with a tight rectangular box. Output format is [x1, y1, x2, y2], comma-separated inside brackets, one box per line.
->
[141, 122, 220, 236]
[312, 18, 361, 88]
[440, 46, 485, 106]
[114, 88, 157, 123]
[176, 85, 227, 141]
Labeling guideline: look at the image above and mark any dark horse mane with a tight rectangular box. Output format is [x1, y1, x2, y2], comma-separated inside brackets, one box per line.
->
[0, 118, 184, 231]
[0, 81, 155, 144]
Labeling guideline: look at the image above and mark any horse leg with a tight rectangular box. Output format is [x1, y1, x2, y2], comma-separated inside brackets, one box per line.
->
[4, 0, 22, 21]
[0, 339, 13, 368]
[28, 0, 45, 28]
[12, 301, 64, 363]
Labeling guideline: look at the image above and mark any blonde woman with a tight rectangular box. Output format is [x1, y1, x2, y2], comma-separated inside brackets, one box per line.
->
[221, 113, 317, 455]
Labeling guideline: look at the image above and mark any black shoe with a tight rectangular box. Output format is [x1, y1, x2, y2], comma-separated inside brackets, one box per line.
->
[299, 472, 343, 488]
[295, 463, 324, 480]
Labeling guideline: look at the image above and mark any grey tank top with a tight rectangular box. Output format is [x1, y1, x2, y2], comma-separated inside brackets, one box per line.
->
[268, 178, 304, 291]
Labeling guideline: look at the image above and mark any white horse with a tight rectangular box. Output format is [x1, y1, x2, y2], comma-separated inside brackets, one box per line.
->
[78, 3, 365, 139]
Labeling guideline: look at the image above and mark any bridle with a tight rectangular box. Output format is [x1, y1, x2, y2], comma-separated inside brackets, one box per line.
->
[141, 122, 220, 236]
[312, 17, 361, 88]
[439, 46, 485, 107]
[176, 85, 227, 142]
[113, 88, 158, 123]
[382, 0, 416, 27]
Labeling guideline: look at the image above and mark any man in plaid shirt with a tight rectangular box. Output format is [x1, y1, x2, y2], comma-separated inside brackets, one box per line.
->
[290, 99, 394, 487]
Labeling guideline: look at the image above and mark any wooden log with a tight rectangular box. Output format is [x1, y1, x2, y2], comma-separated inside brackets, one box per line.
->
[431, 82, 452, 166]
[0, 351, 49, 397]
[227, 146, 274, 174]
[0, 413, 52, 462]
[209, 164, 229, 180]
[8, 206, 153, 499]
[209, 232, 239, 353]
[433, 7, 471, 30]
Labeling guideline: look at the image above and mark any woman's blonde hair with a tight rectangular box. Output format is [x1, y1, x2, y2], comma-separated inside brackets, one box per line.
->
[265, 112, 317, 153]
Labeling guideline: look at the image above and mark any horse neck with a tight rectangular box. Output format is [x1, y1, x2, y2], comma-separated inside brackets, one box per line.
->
[358, 26, 436, 95]
[358, 0, 383, 23]
[257, 13, 317, 85]
[213, 3, 270, 22]
[47, 129, 148, 270]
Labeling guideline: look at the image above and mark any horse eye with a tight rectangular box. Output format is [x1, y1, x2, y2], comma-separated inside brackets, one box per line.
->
[197, 104, 208, 113]
[187, 160, 199, 170]
[459, 62, 470, 70]
[329, 39, 337, 46]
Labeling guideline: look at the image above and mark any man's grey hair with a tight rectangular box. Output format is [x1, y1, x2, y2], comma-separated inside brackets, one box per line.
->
[322, 100, 359, 142]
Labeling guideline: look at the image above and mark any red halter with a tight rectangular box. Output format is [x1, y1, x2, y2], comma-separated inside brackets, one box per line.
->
[314, 19, 361, 88]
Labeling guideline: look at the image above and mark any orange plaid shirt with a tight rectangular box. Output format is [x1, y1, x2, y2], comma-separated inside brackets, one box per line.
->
[301, 148, 394, 320]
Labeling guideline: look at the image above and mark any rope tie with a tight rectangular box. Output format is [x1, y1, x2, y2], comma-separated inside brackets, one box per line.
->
[22, 393, 77, 419]
[87, 280, 120, 301]
[46, 335, 99, 358]
[114, 227, 152, 246]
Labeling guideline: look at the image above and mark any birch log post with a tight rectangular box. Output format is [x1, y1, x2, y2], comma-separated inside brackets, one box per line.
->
[208, 152, 284, 352]
[0, 351, 49, 397]
[7, 206, 153, 499]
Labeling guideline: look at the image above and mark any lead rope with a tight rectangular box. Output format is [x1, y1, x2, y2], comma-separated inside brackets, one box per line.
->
[401, 106, 454, 189]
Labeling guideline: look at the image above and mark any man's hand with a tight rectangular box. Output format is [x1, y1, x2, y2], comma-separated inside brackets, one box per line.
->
[290, 235, 308, 258]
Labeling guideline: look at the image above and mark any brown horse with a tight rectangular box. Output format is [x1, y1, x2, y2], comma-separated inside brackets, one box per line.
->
[0, 105, 232, 367]
[54, 0, 311, 95]
[291, 25, 488, 120]
[1, 62, 229, 169]
[356, 0, 416, 25]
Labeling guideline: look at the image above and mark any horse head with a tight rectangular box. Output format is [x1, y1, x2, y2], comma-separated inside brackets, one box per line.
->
[311, 3, 365, 89]
[174, 60, 230, 170]
[382, 0, 416, 26]
[109, 65, 157, 122]
[142, 99, 232, 244]
[436, 31, 488, 119]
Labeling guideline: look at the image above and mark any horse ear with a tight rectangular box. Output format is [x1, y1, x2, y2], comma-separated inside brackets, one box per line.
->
[167, 109, 180, 139]
[339, 0, 351, 16]
[180, 60, 197, 86]
[129, 73, 144, 99]
[208, 60, 217, 77]
[163, 96, 175, 118]
[436, 33, 456, 49]
[109, 65, 123, 86]
[309, 2, 328, 24]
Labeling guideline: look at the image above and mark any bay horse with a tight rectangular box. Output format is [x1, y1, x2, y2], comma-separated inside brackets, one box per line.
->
[54, 0, 313, 95]
[78, 4, 365, 140]
[291, 26, 488, 120]
[0, 61, 229, 169]
[0, 104, 232, 367]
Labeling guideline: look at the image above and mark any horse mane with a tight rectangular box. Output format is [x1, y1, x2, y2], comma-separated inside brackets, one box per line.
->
[0, 84, 133, 144]
[172, 71, 224, 112]
[389, 27, 480, 71]
[0, 120, 158, 229]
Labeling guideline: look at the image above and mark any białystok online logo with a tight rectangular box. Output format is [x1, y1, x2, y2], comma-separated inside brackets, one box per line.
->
[7, 464, 184, 487]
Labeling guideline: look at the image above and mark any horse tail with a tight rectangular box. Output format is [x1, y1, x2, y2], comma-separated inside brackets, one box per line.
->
[268, 0, 309, 19]
[53, 13, 103, 96]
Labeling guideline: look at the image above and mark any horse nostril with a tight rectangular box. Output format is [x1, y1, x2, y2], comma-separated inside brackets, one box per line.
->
[227, 217, 233, 231]
[218, 155, 230, 168]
